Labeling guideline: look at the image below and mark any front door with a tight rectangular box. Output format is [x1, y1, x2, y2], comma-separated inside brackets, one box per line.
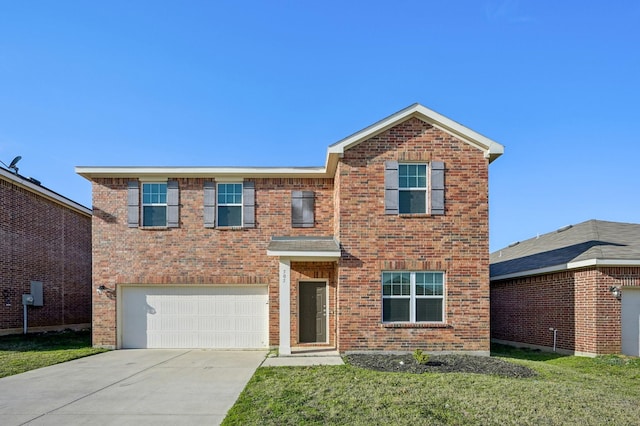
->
[299, 282, 327, 343]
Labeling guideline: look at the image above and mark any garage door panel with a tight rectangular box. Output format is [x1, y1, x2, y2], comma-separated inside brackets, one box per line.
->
[121, 286, 268, 349]
[622, 288, 640, 357]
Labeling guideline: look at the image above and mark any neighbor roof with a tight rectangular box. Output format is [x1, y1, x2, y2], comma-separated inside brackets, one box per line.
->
[0, 166, 91, 216]
[490, 220, 640, 280]
[76, 103, 504, 180]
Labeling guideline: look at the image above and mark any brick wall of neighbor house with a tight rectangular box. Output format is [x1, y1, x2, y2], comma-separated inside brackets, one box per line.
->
[336, 117, 491, 352]
[91, 177, 334, 348]
[0, 177, 92, 331]
[491, 267, 640, 355]
[589, 267, 640, 354]
[491, 272, 577, 352]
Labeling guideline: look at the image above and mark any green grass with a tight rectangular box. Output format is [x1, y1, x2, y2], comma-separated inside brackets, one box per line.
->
[223, 345, 640, 425]
[0, 329, 107, 378]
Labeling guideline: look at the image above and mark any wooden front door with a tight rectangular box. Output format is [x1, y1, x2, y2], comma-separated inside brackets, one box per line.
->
[299, 282, 327, 343]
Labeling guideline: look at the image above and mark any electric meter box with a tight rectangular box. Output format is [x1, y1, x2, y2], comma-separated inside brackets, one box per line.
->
[30, 281, 43, 306]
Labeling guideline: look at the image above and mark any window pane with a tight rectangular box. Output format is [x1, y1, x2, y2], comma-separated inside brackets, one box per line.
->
[416, 299, 443, 322]
[383, 298, 410, 322]
[143, 183, 167, 204]
[383, 284, 391, 296]
[218, 206, 242, 226]
[399, 190, 426, 214]
[143, 206, 166, 226]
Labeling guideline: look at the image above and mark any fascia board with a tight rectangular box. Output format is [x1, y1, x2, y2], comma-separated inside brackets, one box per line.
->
[1, 167, 91, 216]
[491, 258, 640, 281]
[327, 104, 505, 163]
[76, 166, 329, 179]
[266, 250, 341, 260]
[567, 258, 640, 268]
[490, 264, 570, 281]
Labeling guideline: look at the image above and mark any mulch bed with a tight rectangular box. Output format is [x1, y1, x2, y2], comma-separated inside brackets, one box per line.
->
[345, 353, 537, 378]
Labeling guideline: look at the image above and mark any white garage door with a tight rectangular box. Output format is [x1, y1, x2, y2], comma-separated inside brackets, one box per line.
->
[622, 287, 640, 357]
[121, 286, 268, 349]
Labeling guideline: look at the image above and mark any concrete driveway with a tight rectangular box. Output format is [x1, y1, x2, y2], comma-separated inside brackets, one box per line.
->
[0, 349, 266, 426]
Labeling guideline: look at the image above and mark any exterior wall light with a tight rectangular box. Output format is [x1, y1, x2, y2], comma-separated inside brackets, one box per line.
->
[609, 286, 622, 301]
[97, 285, 116, 298]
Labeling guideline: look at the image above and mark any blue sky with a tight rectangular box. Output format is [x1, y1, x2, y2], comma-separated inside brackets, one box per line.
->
[1, 1, 639, 251]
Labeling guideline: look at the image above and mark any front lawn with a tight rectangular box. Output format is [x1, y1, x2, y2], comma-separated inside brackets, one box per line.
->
[224, 345, 640, 425]
[0, 329, 107, 378]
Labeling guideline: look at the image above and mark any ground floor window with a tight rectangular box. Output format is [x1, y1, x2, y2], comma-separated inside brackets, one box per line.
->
[382, 271, 444, 323]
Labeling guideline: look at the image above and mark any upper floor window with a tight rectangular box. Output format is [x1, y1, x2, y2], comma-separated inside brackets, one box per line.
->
[399, 164, 427, 214]
[217, 183, 243, 227]
[127, 180, 179, 228]
[382, 271, 444, 323]
[385, 161, 445, 216]
[142, 183, 167, 226]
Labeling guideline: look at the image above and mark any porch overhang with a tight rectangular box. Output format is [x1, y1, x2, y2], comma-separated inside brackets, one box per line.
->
[266, 236, 341, 261]
[268, 236, 340, 356]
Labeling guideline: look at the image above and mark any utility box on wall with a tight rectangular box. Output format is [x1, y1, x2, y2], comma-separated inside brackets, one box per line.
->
[30, 281, 43, 306]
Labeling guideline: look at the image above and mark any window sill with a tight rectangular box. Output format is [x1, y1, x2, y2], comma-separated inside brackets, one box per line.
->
[139, 226, 170, 231]
[216, 226, 244, 231]
[381, 322, 450, 329]
[398, 214, 431, 218]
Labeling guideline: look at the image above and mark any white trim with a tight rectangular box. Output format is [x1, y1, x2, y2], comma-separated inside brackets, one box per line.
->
[567, 258, 640, 268]
[138, 176, 168, 182]
[279, 259, 292, 355]
[491, 259, 640, 281]
[1, 167, 91, 216]
[76, 104, 505, 183]
[266, 250, 341, 260]
[327, 104, 504, 163]
[77, 166, 328, 179]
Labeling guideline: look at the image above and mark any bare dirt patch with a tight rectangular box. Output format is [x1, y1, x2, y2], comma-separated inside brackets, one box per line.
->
[345, 353, 537, 378]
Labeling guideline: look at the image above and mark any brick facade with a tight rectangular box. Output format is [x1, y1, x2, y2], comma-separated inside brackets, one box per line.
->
[83, 105, 500, 353]
[336, 118, 490, 352]
[0, 174, 92, 333]
[491, 267, 640, 355]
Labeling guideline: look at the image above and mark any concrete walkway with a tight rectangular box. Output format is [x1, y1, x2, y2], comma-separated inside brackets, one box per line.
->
[0, 349, 266, 426]
[261, 349, 344, 367]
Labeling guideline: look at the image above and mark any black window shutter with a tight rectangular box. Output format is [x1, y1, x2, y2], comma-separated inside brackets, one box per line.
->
[243, 181, 255, 228]
[127, 181, 139, 227]
[203, 181, 216, 228]
[384, 161, 399, 215]
[430, 161, 445, 215]
[292, 191, 314, 228]
[167, 180, 179, 227]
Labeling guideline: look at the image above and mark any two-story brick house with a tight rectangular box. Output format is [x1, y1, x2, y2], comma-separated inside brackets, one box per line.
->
[77, 103, 504, 354]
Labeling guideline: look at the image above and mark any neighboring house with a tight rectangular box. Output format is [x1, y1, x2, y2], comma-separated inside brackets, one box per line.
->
[0, 166, 92, 334]
[490, 219, 640, 357]
[77, 103, 504, 354]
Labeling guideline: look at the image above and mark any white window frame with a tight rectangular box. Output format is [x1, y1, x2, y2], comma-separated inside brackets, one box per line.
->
[217, 182, 243, 227]
[382, 271, 445, 323]
[398, 163, 428, 214]
[141, 182, 167, 227]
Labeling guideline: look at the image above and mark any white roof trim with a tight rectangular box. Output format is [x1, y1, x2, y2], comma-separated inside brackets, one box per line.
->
[327, 103, 504, 163]
[567, 258, 640, 269]
[491, 258, 640, 281]
[266, 249, 341, 260]
[1, 167, 91, 216]
[76, 166, 329, 179]
[77, 103, 504, 181]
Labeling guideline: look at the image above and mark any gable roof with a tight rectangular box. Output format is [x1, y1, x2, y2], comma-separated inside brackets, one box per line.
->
[76, 103, 504, 180]
[327, 103, 504, 164]
[490, 220, 640, 280]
